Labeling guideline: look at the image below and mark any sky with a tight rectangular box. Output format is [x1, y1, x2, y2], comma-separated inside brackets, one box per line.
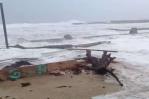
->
[0, 0, 149, 23]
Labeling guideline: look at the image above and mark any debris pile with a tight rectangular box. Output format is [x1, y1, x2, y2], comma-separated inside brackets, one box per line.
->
[3, 61, 32, 70]
[85, 50, 123, 86]
[0, 49, 123, 86]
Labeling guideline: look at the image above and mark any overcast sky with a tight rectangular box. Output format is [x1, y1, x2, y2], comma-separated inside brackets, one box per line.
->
[0, 0, 149, 23]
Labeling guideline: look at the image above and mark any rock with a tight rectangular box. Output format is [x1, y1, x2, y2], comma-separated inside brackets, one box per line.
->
[5, 96, 10, 98]
[102, 86, 105, 88]
[129, 28, 138, 34]
[21, 82, 31, 87]
[64, 34, 73, 40]
[56, 85, 72, 88]
[29, 90, 33, 92]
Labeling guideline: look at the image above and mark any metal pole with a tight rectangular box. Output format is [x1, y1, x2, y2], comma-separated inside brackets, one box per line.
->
[0, 3, 9, 48]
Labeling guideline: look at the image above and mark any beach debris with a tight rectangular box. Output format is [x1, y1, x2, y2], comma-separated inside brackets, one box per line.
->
[56, 85, 72, 88]
[68, 48, 118, 53]
[64, 34, 73, 40]
[2, 61, 32, 81]
[3, 61, 32, 70]
[9, 69, 21, 81]
[36, 64, 47, 75]
[10, 41, 109, 49]
[70, 63, 83, 75]
[5, 96, 10, 98]
[21, 82, 31, 87]
[85, 50, 123, 86]
[10, 44, 73, 49]
[0, 50, 123, 88]
[129, 28, 138, 34]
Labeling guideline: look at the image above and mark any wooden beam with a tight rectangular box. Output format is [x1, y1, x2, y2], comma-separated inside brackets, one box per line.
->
[67, 48, 118, 53]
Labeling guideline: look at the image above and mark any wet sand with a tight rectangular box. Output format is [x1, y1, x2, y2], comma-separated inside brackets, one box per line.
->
[0, 72, 121, 99]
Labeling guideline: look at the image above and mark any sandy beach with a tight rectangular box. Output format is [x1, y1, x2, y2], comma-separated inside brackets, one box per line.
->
[0, 71, 121, 99]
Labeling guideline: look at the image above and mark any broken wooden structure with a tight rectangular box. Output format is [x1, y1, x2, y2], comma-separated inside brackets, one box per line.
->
[85, 49, 123, 86]
[0, 49, 123, 86]
[10, 41, 110, 49]
[0, 60, 86, 81]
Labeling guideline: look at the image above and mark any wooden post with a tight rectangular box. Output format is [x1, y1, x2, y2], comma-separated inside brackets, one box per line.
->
[0, 3, 9, 48]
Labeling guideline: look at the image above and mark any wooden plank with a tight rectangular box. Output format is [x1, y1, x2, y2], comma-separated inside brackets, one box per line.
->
[75, 41, 110, 47]
[67, 48, 118, 53]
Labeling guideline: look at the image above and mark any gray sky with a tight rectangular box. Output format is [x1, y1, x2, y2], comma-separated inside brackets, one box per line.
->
[1, 0, 149, 23]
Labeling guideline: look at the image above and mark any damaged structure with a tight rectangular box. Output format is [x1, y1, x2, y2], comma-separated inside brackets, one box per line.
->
[0, 49, 123, 86]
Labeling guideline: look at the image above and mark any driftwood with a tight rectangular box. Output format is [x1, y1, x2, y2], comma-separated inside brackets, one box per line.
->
[10, 41, 110, 49]
[10, 44, 73, 49]
[68, 48, 118, 53]
[86, 50, 123, 86]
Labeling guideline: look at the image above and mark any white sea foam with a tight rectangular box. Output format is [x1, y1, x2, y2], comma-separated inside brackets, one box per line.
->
[0, 21, 149, 98]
